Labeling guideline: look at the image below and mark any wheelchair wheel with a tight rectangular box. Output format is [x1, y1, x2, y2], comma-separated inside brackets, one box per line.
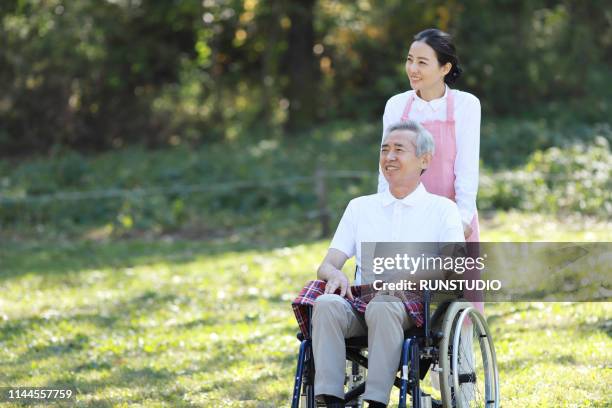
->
[439, 301, 499, 408]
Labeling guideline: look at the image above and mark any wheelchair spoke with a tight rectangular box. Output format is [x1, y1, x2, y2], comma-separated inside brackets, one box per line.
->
[428, 301, 499, 408]
[454, 315, 491, 408]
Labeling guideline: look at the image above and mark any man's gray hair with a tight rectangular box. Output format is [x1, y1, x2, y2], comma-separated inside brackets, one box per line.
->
[383, 121, 435, 156]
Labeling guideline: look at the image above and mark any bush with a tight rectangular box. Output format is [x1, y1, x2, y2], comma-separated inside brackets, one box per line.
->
[481, 120, 612, 169]
[479, 136, 612, 217]
[0, 122, 379, 237]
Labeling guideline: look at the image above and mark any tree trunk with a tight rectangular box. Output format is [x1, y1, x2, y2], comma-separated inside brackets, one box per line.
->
[285, 0, 317, 133]
[258, 1, 282, 126]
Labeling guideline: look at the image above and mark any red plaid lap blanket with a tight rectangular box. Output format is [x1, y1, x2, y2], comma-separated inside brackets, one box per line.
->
[291, 280, 424, 338]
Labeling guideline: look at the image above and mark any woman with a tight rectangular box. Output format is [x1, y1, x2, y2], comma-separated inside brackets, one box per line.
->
[378, 28, 480, 242]
[380, 33, 483, 401]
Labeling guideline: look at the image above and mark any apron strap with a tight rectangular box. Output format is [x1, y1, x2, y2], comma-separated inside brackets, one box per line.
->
[446, 89, 454, 122]
[400, 94, 415, 122]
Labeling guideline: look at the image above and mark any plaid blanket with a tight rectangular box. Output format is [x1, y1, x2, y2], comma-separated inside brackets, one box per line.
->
[291, 280, 424, 338]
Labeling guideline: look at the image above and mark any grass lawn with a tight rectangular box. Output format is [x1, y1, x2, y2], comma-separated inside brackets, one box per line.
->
[0, 211, 610, 407]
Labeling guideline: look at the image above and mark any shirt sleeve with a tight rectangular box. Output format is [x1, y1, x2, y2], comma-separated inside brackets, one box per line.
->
[329, 200, 357, 258]
[438, 201, 465, 243]
[453, 93, 481, 225]
[377, 100, 392, 193]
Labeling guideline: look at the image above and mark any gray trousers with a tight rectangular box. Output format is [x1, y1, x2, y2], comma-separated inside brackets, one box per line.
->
[312, 294, 413, 405]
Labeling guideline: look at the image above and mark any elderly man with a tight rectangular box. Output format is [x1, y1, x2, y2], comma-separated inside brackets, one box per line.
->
[312, 121, 464, 408]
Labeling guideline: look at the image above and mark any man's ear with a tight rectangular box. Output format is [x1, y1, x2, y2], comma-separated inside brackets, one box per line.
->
[420, 152, 433, 170]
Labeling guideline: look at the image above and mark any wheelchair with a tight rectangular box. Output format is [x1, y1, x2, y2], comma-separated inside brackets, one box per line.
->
[291, 290, 499, 408]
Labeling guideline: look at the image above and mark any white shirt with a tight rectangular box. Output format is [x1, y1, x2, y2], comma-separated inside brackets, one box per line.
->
[378, 85, 481, 225]
[330, 183, 465, 283]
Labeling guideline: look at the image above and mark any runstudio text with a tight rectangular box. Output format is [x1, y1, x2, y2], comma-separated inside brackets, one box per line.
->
[372, 279, 502, 291]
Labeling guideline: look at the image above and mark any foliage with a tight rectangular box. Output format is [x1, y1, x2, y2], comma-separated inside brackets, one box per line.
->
[455, 0, 612, 119]
[1, 0, 611, 154]
[0, 121, 375, 237]
[0, 0, 202, 153]
[1, 120, 610, 239]
[479, 136, 612, 217]
[481, 121, 612, 169]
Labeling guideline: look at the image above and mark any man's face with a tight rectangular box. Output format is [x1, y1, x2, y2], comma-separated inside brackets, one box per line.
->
[380, 130, 430, 186]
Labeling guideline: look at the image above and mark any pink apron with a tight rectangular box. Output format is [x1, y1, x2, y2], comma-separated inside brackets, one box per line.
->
[400, 90, 483, 306]
[400, 90, 479, 241]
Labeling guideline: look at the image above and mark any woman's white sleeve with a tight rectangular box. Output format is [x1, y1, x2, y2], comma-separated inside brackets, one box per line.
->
[453, 95, 481, 225]
[378, 103, 392, 193]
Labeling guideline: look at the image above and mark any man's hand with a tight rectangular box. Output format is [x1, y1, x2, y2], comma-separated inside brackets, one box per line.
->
[317, 248, 354, 300]
[324, 269, 354, 300]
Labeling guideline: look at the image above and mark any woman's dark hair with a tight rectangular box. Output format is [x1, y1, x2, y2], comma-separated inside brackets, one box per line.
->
[413, 28, 462, 85]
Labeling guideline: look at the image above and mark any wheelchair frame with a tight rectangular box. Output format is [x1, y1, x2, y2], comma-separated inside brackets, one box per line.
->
[291, 290, 499, 408]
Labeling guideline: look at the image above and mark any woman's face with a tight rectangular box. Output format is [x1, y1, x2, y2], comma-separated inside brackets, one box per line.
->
[405, 41, 451, 92]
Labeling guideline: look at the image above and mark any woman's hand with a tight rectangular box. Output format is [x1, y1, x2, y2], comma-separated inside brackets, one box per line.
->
[324, 269, 354, 300]
[463, 221, 473, 239]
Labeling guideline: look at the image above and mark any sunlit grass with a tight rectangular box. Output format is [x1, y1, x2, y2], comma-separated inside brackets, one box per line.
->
[480, 210, 612, 241]
[0, 211, 610, 406]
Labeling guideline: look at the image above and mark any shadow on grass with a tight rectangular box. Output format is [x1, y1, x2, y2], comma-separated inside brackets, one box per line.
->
[177, 316, 222, 330]
[2, 286, 300, 367]
[68, 366, 194, 407]
[577, 318, 612, 339]
[66, 339, 291, 406]
[198, 369, 291, 403]
[485, 304, 542, 326]
[6, 292, 194, 363]
[498, 354, 579, 372]
[2, 287, 298, 391]
[68, 366, 288, 406]
[0, 222, 324, 281]
[0, 289, 185, 344]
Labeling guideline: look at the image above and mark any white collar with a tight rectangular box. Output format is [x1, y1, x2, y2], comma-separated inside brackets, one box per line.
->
[380, 183, 428, 207]
[413, 85, 449, 111]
